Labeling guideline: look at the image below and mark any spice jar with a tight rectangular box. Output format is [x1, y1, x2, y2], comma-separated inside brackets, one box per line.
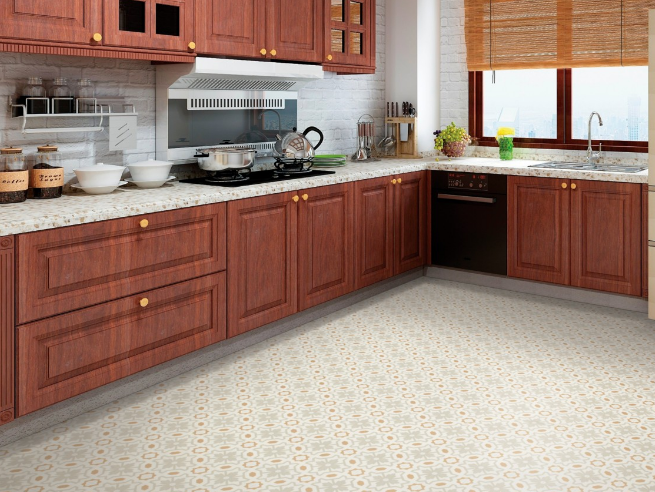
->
[29, 145, 64, 199]
[76, 79, 96, 114]
[0, 147, 28, 204]
[20, 77, 48, 115]
[50, 78, 73, 114]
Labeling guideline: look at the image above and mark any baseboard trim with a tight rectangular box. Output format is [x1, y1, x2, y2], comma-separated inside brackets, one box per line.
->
[0, 269, 423, 447]
[425, 267, 648, 313]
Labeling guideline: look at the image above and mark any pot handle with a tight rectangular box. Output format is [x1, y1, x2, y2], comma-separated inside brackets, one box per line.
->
[302, 126, 324, 150]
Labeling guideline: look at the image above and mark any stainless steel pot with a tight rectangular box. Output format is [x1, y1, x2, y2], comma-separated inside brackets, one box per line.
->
[195, 148, 256, 171]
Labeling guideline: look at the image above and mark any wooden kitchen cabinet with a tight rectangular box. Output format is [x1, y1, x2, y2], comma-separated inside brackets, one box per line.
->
[196, 0, 323, 63]
[394, 171, 427, 275]
[0, 236, 14, 427]
[17, 203, 226, 325]
[298, 183, 355, 310]
[103, 0, 195, 52]
[227, 192, 298, 338]
[0, 0, 102, 46]
[17, 273, 226, 416]
[324, 0, 376, 73]
[570, 180, 642, 296]
[508, 176, 571, 285]
[643, 184, 648, 298]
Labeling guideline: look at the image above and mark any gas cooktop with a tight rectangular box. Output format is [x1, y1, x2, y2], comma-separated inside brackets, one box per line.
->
[180, 169, 337, 187]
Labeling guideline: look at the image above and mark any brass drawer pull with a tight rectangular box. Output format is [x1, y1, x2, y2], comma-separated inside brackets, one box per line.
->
[140, 298, 149, 308]
[140, 219, 149, 228]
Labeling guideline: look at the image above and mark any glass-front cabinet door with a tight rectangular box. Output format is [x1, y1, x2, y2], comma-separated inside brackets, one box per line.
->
[325, 0, 375, 72]
[103, 0, 195, 52]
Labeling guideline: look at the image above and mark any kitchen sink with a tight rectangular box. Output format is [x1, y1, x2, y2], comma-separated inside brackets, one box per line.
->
[528, 162, 647, 173]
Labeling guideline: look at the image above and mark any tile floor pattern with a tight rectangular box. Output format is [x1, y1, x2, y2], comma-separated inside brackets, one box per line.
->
[2, 278, 655, 492]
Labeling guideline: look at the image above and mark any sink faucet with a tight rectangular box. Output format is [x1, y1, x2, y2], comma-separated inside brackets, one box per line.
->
[587, 112, 603, 166]
[258, 109, 282, 138]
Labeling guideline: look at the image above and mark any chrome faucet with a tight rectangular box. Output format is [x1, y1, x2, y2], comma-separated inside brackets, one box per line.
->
[258, 109, 282, 138]
[587, 112, 603, 166]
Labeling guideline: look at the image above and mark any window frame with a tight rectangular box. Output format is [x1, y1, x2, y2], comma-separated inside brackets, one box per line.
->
[469, 69, 648, 153]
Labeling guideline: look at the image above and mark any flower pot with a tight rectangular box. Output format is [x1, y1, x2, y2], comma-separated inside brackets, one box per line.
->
[441, 141, 467, 158]
[498, 137, 514, 160]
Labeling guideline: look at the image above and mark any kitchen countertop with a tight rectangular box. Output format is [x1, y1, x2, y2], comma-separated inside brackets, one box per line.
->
[0, 157, 648, 237]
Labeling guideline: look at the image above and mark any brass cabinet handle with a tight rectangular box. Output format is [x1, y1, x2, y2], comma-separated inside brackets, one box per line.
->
[392, 179, 397, 185]
[327, 54, 333, 61]
[188, 41, 196, 50]
[140, 219, 149, 228]
[270, 49, 277, 56]
[571, 183, 577, 190]
[92, 33, 103, 42]
[397, 178, 402, 184]
[140, 298, 149, 308]
[302, 194, 309, 201]
[561, 183, 567, 189]
[260, 48, 267, 56]
[292, 195, 300, 203]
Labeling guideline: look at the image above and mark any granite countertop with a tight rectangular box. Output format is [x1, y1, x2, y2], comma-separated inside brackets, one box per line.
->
[0, 157, 648, 237]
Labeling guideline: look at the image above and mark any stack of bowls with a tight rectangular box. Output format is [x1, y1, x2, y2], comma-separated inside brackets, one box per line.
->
[73, 163, 127, 195]
[126, 160, 174, 188]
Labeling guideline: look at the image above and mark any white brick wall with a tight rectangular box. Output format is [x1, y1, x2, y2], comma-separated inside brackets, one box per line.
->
[0, 0, 386, 181]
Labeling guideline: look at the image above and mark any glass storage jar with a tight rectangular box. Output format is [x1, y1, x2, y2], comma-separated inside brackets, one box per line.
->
[20, 77, 48, 115]
[76, 79, 96, 113]
[29, 145, 64, 199]
[50, 78, 74, 114]
[0, 147, 28, 204]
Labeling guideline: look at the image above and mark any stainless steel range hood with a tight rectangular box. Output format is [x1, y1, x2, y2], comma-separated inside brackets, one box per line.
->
[156, 58, 323, 161]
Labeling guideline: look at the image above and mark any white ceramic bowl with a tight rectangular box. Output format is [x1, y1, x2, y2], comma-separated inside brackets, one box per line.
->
[126, 176, 175, 189]
[71, 181, 127, 195]
[74, 163, 125, 188]
[128, 160, 173, 182]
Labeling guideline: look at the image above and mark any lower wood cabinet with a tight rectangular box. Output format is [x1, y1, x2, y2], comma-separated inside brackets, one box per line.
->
[17, 273, 226, 416]
[0, 236, 14, 426]
[643, 184, 648, 298]
[508, 176, 642, 296]
[394, 171, 428, 275]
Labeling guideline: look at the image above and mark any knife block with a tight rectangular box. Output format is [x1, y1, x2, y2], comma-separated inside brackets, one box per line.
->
[384, 117, 420, 159]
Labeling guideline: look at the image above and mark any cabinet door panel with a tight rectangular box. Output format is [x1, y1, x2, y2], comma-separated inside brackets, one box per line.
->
[394, 171, 427, 274]
[298, 183, 354, 310]
[17, 204, 226, 324]
[267, 0, 323, 62]
[643, 185, 648, 298]
[571, 181, 641, 296]
[324, 0, 375, 71]
[196, 0, 265, 57]
[508, 176, 571, 285]
[0, 237, 14, 426]
[355, 176, 394, 289]
[0, 0, 101, 45]
[17, 273, 226, 416]
[103, 0, 194, 51]
[227, 193, 297, 337]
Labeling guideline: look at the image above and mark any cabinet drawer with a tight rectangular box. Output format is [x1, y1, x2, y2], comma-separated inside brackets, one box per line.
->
[17, 204, 226, 324]
[17, 272, 226, 416]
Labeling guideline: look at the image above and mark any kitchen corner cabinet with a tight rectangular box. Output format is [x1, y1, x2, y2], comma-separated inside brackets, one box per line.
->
[508, 176, 642, 297]
[355, 171, 426, 290]
[0, 237, 14, 427]
[324, 0, 376, 74]
[196, 0, 323, 63]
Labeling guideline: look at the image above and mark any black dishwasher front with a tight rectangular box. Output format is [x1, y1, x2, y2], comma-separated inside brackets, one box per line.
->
[432, 171, 507, 275]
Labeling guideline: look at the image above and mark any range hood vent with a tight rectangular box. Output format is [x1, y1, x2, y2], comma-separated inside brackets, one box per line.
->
[178, 77, 298, 92]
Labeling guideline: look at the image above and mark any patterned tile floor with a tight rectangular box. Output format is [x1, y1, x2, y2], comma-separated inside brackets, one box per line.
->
[2, 278, 655, 492]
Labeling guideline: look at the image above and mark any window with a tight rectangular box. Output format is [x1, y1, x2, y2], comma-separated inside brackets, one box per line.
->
[469, 68, 648, 152]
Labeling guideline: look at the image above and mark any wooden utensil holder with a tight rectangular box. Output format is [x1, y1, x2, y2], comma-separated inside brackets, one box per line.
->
[385, 117, 420, 159]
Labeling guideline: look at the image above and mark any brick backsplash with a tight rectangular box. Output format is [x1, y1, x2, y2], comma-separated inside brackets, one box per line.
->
[439, 0, 646, 164]
[0, 0, 386, 182]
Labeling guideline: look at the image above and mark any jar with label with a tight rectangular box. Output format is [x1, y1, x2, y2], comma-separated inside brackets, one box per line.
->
[50, 78, 74, 114]
[29, 145, 64, 199]
[76, 79, 96, 113]
[0, 148, 28, 204]
[19, 77, 48, 115]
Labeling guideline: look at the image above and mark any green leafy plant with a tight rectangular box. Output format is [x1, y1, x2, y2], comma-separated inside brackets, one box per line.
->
[434, 122, 471, 151]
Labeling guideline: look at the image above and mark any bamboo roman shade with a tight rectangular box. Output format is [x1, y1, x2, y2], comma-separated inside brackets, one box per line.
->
[465, 0, 655, 70]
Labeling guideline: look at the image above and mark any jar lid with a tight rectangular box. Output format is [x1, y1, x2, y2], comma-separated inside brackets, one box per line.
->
[1, 147, 23, 155]
[78, 79, 94, 86]
[53, 78, 68, 85]
[27, 77, 43, 85]
[37, 144, 59, 153]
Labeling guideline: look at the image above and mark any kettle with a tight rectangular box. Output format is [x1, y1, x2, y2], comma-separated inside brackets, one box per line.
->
[275, 126, 324, 160]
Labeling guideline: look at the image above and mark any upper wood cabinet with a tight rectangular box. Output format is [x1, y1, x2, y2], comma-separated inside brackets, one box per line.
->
[196, 0, 323, 63]
[324, 0, 376, 73]
[103, 0, 195, 52]
[0, 236, 14, 427]
[0, 0, 102, 45]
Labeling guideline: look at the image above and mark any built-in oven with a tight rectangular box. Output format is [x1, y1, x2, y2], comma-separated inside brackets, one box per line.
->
[431, 171, 507, 275]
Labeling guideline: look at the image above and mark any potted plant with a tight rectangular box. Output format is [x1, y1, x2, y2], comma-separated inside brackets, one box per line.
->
[434, 122, 471, 159]
[496, 127, 515, 160]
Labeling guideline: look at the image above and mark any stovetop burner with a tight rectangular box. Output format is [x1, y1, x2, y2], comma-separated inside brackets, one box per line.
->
[204, 168, 251, 183]
[180, 169, 337, 188]
[273, 157, 315, 175]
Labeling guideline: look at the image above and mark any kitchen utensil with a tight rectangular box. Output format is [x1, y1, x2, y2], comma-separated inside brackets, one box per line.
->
[128, 159, 174, 182]
[352, 114, 380, 161]
[73, 163, 125, 188]
[275, 126, 324, 159]
[196, 148, 256, 171]
[72, 181, 127, 195]
[126, 176, 176, 189]
[313, 155, 347, 168]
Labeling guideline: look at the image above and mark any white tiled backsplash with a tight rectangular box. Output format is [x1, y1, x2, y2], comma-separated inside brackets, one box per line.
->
[0, 0, 386, 182]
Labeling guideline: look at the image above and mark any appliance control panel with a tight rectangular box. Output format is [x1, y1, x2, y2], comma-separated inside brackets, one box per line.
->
[447, 172, 489, 191]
